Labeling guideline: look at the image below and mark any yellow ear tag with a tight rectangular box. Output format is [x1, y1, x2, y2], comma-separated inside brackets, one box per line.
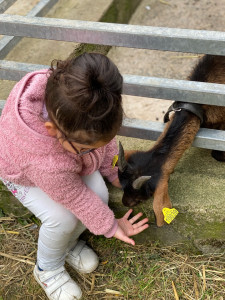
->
[162, 207, 179, 224]
[112, 155, 118, 169]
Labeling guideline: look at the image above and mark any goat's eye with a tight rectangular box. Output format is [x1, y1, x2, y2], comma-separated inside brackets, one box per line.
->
[123, 180, 130, 189]
[118, 177, 129, 190]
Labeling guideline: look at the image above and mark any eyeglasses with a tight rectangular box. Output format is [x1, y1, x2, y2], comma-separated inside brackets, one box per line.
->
[67, 141, 95, 156]
[56, 125, 95, 156]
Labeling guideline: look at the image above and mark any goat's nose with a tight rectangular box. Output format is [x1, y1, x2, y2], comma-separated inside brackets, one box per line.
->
[122, 197, 137, 207]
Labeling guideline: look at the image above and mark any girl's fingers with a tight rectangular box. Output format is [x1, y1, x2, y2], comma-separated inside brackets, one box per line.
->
[132, 218, 149, 228]
[129, 212, 143, 224]
[119, 234, 135, 245]
[132, 223, 149, 235]
[125, 237, 135, 246]
[123, 209, 133, 220]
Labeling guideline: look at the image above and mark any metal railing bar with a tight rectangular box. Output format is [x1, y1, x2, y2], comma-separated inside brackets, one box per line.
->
[1, 14, 225, 55]
[0, 0, 17, 14]
[0, 60, 48, 81]
[1, 60, 225, 106]
[0, 35, 21, 58]
[0, 99, 5, 106]
[0, 99, 5, 113]
[119, 118, 225, 151]
[0, 100, 223, 151]
[0, 0, 59, 59]
[123, 75, 225, 106]
[27, 0, 58, 17]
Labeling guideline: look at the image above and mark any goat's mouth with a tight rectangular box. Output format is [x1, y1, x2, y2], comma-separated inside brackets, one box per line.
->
[122, 196, 144, 207]
[122, 200, 138, 207]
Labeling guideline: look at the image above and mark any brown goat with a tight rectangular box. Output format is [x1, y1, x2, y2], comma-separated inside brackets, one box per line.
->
[118, 55, 225, 227]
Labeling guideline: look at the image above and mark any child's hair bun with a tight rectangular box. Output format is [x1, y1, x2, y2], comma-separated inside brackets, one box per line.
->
[89, 74, 105, 91]
[45, 52, 123, 142]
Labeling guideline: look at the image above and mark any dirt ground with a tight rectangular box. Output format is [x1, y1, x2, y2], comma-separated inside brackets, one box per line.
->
[108, 0, 225, 122]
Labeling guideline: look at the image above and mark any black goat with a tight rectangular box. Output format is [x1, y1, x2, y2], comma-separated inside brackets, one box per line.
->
[118, 55, 225, 227]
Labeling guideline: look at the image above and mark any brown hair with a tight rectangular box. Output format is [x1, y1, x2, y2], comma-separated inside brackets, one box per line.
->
[45, 52, 123, 144]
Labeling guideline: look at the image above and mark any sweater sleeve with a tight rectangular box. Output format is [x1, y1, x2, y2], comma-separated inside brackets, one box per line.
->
[99, 138, 119, 183]
[26, 165, 116, 237]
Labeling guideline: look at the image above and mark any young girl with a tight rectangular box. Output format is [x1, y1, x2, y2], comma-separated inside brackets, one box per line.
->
[0, 52, 148, 300]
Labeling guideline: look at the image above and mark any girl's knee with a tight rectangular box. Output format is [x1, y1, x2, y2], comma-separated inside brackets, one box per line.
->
[44, 208, 78, 234]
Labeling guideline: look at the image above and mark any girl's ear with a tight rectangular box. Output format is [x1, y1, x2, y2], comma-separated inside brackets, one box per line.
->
[44, 122, 58, 137]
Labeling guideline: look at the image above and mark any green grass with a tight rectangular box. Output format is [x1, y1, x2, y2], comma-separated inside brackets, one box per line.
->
[0, 213, 224, 300]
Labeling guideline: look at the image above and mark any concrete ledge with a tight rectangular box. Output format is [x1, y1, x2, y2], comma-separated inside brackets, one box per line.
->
[108, 136, 225, 253]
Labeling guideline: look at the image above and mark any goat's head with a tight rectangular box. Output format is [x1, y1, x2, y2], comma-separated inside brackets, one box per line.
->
[118, 142, 157, 207]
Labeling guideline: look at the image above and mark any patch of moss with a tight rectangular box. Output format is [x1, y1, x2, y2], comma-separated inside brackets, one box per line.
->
[0, 183, 29, 216]
[100, 0, 140, 24]
[69, 0, 141, 58]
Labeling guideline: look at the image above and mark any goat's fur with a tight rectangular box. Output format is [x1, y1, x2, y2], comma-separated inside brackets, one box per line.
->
[118, 55, 225, 226]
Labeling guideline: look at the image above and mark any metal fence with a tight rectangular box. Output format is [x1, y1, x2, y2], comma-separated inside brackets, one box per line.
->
[0, 0, 225, 151]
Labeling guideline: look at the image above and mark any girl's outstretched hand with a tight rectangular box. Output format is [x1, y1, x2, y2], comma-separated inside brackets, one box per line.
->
[114, 209, 149, 245]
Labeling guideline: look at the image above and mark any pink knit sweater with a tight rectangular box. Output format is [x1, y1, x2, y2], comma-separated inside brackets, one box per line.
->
[0, 70, 119, 237]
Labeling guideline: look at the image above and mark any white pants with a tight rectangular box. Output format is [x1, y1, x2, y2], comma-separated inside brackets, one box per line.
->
[1, 171, 109, 270]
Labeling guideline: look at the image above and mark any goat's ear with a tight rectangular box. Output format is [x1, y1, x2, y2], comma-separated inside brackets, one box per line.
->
[124, 150, 137, 161]
[132, 176, 151, 190]
[118, 141, 128, 172]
